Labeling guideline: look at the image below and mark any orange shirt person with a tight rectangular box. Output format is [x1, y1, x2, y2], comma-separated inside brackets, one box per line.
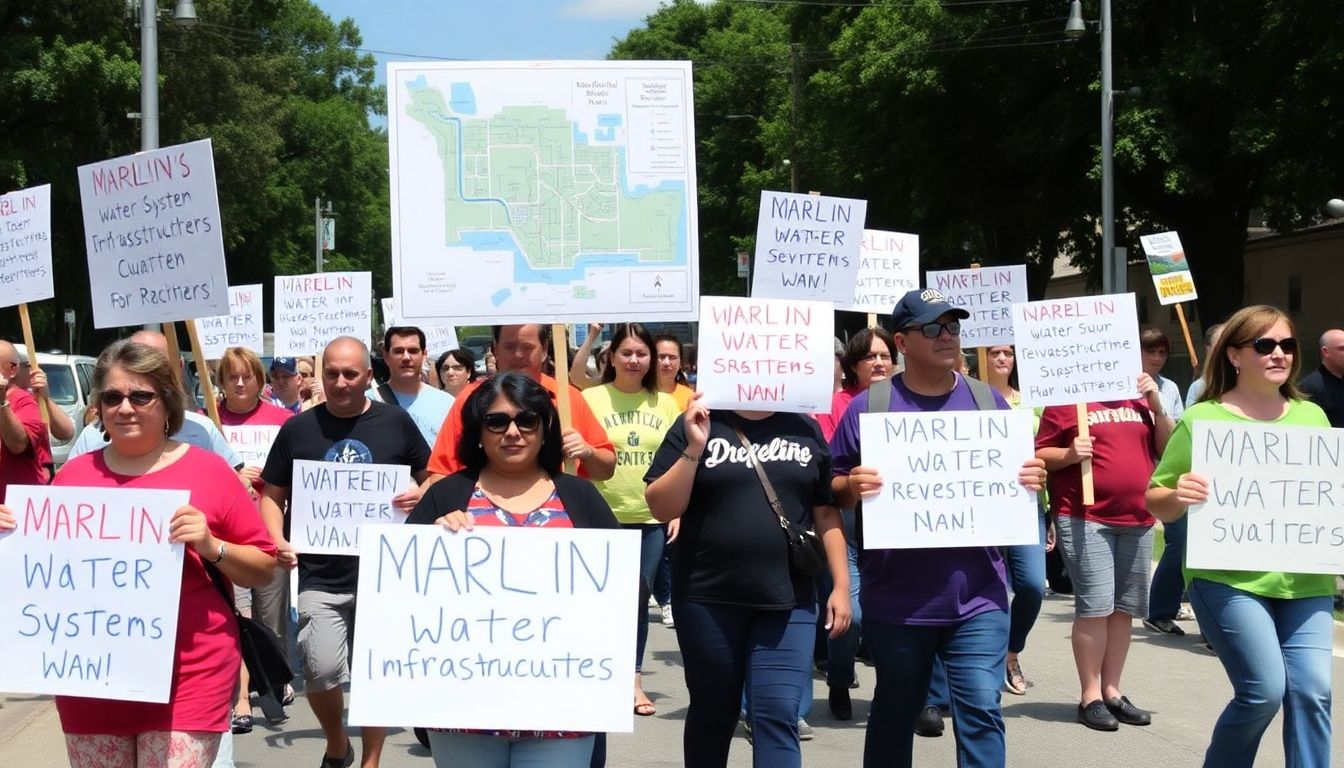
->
[427, 324, 617, 480]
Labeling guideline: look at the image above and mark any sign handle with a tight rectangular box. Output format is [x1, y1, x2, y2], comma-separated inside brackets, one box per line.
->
[162, 322, 183, 364]
[1077, 402, 1094, 505]
[184, 319, 222, 430]
[551, 323, 575, 475]
[976, 347, 989, 383]
[866, 312, 877, 329]
[1175, 303, 1199, 370]
[17, 304, 49, 426]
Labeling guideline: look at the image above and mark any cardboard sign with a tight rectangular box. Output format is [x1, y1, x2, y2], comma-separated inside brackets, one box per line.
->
[223, 424, 280, 469]
[842, 229, 919, 316]
[273, 272, 372, 357]
[1139, 231, 1198, 305]
[0, 184, 55, 308]
[695, 296, 834, 414]
[77, 139, 229, 327]
[348, 525, 640, 732]
[926, 265, 1028, 348]
[289, 460, 412, 555]
[1013, 293, 1141, 408]
[751, 191, 866, 306]
[858, 410, 1039, 548]
[198, 284, 264, 359]
[381, 297, 460, 358]
[0, 485, 187, 702]
[1187, 422, 1344, 574]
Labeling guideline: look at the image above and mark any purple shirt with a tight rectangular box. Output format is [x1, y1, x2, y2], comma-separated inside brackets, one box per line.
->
[829, 373, 1010, 627]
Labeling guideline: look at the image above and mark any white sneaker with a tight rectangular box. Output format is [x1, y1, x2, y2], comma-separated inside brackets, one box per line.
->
[1175, 606, 1195, 621]
[648, 595, 659, 609]
[661, 604, 674, 627]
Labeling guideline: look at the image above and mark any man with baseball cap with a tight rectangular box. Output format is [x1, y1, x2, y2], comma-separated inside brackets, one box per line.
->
[829, 288, 1047, 768]
[268, 357, 304, 414]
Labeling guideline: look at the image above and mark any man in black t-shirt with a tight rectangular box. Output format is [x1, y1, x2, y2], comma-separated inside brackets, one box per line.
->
[260, 336, 430, 768]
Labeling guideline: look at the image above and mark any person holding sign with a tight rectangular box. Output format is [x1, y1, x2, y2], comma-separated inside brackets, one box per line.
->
[644, 395, 850, 768]
[0, 340, 52, 493]
[406, 372, 621, 767]
[829, 289, 1046, 768]
[11, 339, 278, 768]
[1147, 305, 1334, 768]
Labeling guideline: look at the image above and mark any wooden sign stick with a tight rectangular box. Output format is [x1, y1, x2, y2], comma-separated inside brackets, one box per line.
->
[976, 348, 989, 383]
[17, 304, 49, 425]
[866, 313, 877, 329]
[1175, 303, 1199, 370]
[551, 323, 575, 475]
[1077, 403, 1094, 505]
[184, 319, 222, 430]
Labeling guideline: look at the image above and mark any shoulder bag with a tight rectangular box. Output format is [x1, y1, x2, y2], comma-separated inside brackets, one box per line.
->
[204, 561, 294, 723]
[731, 425, 827, 578]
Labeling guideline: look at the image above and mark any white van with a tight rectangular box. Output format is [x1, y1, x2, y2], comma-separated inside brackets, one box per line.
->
[14, 345, 98, 468]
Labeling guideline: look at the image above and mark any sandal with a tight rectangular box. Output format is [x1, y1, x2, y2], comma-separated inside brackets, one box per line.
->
[230, 713, 254, 734]
[634, 698, 656, 717]
[1004, 657, 1027, 695]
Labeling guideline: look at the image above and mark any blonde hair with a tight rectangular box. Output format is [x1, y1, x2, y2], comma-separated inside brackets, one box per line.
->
[92, 341, 186, 435]
[218, 347, 266, 390]
[1198, 304, 1303, 403]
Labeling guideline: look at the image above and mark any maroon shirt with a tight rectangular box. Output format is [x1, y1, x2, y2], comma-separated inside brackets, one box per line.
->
[1036, 399, 1157, 527]
[0, 387, 51, 497]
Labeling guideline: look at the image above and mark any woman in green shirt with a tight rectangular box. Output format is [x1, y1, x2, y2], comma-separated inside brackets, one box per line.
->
[1146, 305, 1333, 768]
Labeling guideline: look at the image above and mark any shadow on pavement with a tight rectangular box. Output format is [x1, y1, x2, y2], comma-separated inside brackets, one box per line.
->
[1002, 700, 1083, 724]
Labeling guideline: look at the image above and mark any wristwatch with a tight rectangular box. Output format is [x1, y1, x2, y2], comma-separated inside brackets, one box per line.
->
[209, 542, 228, 564]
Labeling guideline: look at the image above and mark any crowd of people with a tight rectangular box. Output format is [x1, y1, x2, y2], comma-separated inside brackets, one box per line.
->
[0, 291, 1340, 768]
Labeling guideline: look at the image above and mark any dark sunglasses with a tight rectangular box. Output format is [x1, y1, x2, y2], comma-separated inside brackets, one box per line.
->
[100, 390, 158, 408]
[483, 411, 543, 434]
[1247, 337, 1297, 356]
[903, 320, 961, 339]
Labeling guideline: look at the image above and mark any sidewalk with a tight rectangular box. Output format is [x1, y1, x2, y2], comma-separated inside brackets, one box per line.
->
[5, 594, 1344, 766]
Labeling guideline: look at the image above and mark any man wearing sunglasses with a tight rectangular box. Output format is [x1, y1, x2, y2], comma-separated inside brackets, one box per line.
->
[1299, 328, 1344, 428]
[0, 340, 51, 496]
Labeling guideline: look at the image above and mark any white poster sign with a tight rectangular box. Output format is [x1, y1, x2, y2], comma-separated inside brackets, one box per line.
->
[695, 296, 834, 414]
[348, 524, 640, 732]
[273, 272, 372, 357]
[388, 60, 699, 325]
[1187, 422, 1344, 574]
[0, 485, 187, 702]
[751, 190, 866, 306]
[1013, 293, 1141, 407]
[926, 265, 1028, 347]
[77, 139, 229, 327]
[223, 424, 280, 469]
[842, 229, 919, 315]
[198, 284, 265, 359]
[289, 460, 412, 555]
[859, 410, 1039, 548]
[1139, 231, 1199, 305]
[0, 184, 55, 308]
[381, 297, 460, 358]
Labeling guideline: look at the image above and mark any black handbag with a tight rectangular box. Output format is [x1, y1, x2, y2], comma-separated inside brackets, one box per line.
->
[732, 426, 828, 578]
[204, 561, 293, 723]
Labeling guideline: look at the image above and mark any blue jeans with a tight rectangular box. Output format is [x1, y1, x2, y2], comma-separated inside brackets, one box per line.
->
[866, 610, 1009, 768]
[1147, 517, 1187, 621]
[675, 599, 816, 768]
[820, 508, 863, 689]
[1188, 579, 1332, 768]
[624, 523, 665, 673]
[653, 527, 673, 607]
[1003, 513, 1047, 653]
[427, 732, 595, 768]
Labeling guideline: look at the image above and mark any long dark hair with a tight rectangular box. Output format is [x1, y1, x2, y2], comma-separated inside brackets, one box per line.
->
[653, 333, 689, 385]
[601, 323, 658, 392]
[456, 372, 563, 475]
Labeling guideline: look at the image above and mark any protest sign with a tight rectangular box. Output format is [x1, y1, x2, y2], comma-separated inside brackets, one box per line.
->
[1012, 293, 1141, 408]
[77, 140, 229, 327]
[751, 191, 866, 306]
[842, 229, 919, 316]
[223, 425, 281, 469]
[695, 296, 834, 413]
[858, 410, 1039, 548]
[1187, 422, 1344, 574]
[926, 265, 1027, 348]
[348, 524, 639, 732]
[274, 271, 371, 357]
[289, 460, 412, 555]
[198, 284, 264, 359]
[381, 297, 460, 358]
[0, 184, 55, 308]
[0, 485, 187, 702]
[1139, 231, 1198, 306]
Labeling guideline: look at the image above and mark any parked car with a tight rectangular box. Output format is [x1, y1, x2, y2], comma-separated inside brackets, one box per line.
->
[14, 345, 98, 468]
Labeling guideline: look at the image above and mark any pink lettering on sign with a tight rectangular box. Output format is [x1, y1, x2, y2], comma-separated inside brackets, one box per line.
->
[281, 274, 355, 292]
[0, 194, 38, 217]
[709, 304, 812, 327]
[89, 153, 193, 196]
[1019, 298, 1115, 322]
[933, 270, 1017, 291]
[22, 498, 166, 544]
[863, 231, 908, 253]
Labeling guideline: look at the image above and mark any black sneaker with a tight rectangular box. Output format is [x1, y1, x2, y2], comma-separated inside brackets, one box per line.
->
[1105, 696, 1152, 726]
[914, 705, 944, 737]
[828, 686, 852, 721]
[1077, 699, 1119, 731]
[1142, 618, 1186, 636]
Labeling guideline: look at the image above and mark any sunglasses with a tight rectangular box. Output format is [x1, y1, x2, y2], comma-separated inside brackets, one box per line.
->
[483, 411, 543, 434]
[100, 390, 158, 408]
[1247, 337, 1297, 356]
[903, 320, 961, 339]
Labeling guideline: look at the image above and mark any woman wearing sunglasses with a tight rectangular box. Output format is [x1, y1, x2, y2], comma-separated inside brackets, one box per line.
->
[1147, 305, 1333, 767]
[406, 372, 619, 767]
[0, 340, 278, 768]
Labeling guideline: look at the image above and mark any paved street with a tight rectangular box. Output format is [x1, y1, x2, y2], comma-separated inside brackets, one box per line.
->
[5, 593, 1344, 767]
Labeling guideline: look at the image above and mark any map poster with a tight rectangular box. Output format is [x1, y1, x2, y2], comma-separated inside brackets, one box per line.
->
[1138, 231, 1198, 306]
[388, 61, 699, 325]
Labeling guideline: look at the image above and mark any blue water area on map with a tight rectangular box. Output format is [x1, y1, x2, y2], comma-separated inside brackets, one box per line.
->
[573, 125, 588, 145]
[598, 114, 623, 126]
[450, 83, 477, 115]
[407, 75, 428, 91]
[491, 288, 512, 306]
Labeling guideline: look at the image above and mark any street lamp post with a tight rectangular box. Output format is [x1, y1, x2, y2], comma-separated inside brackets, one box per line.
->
[1067, 0, 1123, 294]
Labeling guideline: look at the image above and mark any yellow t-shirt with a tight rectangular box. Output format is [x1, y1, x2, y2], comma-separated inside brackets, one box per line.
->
[582, 385, 682, 525]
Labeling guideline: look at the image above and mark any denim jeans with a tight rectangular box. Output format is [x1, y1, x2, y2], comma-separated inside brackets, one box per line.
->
[1147, 516, 1187, 621]
[427, 732, 596, 768]
[1188, 578, 1332, 768]
[653, 527, 673, 607]
[675, 599, 816, 768]
[819, 508, 863, 689]
[866, 610, 1009, 768]
[623, 523, 665, 672]
[1003, 513, 1047, 653]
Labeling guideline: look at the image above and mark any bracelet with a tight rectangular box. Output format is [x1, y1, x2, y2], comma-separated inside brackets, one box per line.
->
[679, 451, 701, 464]
[210, 541, 228, 564]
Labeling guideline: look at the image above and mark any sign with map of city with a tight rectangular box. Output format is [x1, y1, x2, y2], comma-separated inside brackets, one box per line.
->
[1138, 231, 1198, 305]
[387, 61, 699, 325]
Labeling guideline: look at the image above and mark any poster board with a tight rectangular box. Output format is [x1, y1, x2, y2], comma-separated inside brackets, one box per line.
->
[841, 229, 919, 316]
[694, 296, 834, 414]
[381, 297, 461, 358]
[1012, 293, 1141, 408]
[925, 265, 1028, 348]
[751, 190, 866, 306]
[289, 460, 412, 555]
[273, 272, 372, 357]
[0, 184, 55, 308]
[1139, 231, 1198, 306]
[222, 424, 281, 469]
[198, 284, 265, 359]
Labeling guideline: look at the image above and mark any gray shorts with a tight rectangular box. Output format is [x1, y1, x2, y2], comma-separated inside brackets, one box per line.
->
[1056, 517, 1154, 619]
[297, 590, 356, 691]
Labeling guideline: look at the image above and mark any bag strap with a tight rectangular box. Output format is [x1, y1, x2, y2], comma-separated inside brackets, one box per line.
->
[376, 383, 399, 408]
[730, 425, 790, 532]
[963, 375, 999, 411]
[867, 377, 893, 413]
[202, 560, 244, 623]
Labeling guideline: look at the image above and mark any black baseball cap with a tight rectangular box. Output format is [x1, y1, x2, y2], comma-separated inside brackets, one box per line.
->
[891, 288, 970, 329]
